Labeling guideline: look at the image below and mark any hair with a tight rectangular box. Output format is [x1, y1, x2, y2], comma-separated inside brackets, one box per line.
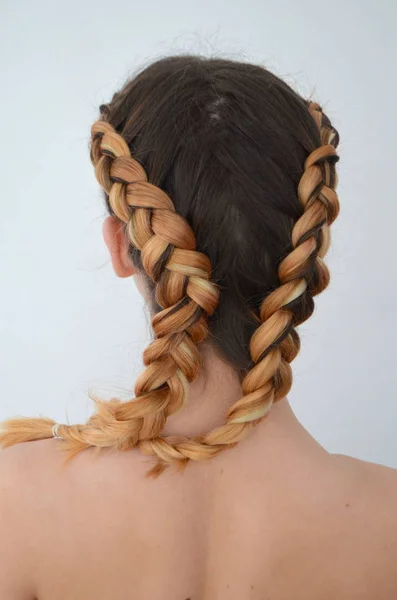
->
[0, 54, 340, 476]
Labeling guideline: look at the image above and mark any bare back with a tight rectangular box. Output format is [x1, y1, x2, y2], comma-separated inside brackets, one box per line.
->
[2, 403, 397, 600]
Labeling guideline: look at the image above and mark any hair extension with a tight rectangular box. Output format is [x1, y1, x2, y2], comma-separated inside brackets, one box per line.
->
[0, 56, 340, 476]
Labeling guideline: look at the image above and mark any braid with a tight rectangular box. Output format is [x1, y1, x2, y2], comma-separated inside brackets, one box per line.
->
[0, 102, 340, 477]
[74, 120, 220, 447]
[132, 101, 339, 474]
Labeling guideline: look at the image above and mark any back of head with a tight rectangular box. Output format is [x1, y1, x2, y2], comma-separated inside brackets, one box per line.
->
[0, 54, 340, 475]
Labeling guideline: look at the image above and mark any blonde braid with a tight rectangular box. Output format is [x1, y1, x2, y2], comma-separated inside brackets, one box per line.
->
[130, 101, 340, 474]
[0, 102, 340, 477]
[73, 100, 339, 472]
[0, 120, 220, 457]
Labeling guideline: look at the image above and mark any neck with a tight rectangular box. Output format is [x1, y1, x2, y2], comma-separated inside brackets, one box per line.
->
[161, 342, 308, 446]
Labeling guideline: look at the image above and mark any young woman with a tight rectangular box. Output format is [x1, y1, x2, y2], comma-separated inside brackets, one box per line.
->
[1, 55, 396, 600]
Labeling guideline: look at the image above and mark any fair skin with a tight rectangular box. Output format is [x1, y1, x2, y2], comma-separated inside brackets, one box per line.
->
[1, 215, 397, 600]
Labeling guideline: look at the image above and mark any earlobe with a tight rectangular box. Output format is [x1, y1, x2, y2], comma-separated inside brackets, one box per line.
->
[102, 216, 136, 278]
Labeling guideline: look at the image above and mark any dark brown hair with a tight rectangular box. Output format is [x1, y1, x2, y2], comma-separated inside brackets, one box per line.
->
[0, 55, 340, 474]
[102, 55, 338, 367]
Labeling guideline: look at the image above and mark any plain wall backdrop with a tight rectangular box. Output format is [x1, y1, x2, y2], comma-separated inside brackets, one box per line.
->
[1, 0, 396, 467]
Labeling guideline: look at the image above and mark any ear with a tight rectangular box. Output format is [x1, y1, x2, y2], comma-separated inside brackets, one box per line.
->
[102, 216, 137, 278]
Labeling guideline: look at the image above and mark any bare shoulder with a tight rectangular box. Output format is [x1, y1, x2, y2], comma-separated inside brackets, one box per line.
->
[262, 450, 397, 599]
[325, 453, 397, 591]
[0, 438, 68, 521]
[0, 438, 76, 498]
[0, 436, 157, 535]
[0, 437, 152, 505]
[0, 438, 124, 531]
[335, 453, 397, 542]
[0, 438, 57, 508]
[0, 438, 150, 597]
[331, 452, 397, 507]
[0, 440, 57, 599]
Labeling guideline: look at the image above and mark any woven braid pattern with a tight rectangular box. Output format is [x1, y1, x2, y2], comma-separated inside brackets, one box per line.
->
[85, 120, 220, 447]
[132, 101, 340, 471]
[0, 102, 340, 475]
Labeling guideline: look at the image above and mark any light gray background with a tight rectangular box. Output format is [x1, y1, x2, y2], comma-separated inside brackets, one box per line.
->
[1, 0, 396, 467]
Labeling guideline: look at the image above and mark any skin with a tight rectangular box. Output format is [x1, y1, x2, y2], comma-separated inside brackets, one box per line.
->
[0, 215, 396, 600]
